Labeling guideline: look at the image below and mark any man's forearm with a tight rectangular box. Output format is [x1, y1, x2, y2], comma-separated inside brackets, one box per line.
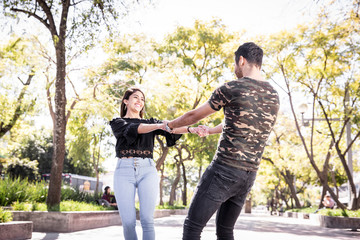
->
[168, 110, 199, 129]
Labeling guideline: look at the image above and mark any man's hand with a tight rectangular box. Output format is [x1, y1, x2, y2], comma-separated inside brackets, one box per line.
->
[191, 125, 210, 137]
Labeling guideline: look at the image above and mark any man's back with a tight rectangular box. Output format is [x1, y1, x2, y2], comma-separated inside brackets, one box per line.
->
[209, 77, 279, 171]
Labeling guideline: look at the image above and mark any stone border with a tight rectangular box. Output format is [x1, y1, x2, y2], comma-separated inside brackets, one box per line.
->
[309, 213, 360, 230]
[0, 221, 32, 240]
[284, 211, 309, 219]
[11, 209, 188, 233]
[12, 210, 121, 233]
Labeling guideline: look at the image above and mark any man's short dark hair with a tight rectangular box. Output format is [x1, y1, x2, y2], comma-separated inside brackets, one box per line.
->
[235, 42, 263, 68]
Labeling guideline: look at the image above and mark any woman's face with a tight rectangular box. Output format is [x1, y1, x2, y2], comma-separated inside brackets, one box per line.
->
[124, 91, 145, 114]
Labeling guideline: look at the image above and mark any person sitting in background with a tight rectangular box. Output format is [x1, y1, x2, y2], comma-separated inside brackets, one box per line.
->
[101, 186, 117, 209]
[322, 194, 335, 209]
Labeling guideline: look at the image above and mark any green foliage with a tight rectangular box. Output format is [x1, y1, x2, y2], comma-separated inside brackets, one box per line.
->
[57, 201, 110, 211]
[318, 208, 360, 218]
[156, 202, 186, 210]
[286, 207, 318, 213]
[0, 177, 47, 206]
[61, 187, 102, 203]
[5, 157, 39, 181]
[14, 131, 80, 175]
[0, 207, 13, 223]
[11, 201, 33, 211]
[11, 201, 110, 212]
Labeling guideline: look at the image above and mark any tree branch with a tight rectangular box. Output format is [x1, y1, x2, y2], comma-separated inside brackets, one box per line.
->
[10, 7, 50, 30]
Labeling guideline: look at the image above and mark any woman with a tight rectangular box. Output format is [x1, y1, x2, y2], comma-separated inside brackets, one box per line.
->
[110, 88, 195, 240]
[101, 186, 117, 208]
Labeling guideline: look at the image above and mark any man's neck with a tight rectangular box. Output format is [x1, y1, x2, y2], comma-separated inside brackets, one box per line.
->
[242, 66, 265, 81]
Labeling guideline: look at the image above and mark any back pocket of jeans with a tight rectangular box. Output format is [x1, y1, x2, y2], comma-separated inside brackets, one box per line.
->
[206, 172, 236, 202]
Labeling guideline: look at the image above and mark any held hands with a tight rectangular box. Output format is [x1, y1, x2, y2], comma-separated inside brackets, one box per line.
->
[191, 125, 210, 137]
[161, 120, 210, 137]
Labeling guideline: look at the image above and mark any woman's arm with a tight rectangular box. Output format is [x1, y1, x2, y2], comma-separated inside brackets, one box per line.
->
[170, 126, 192, 134]
[195, 124, 223, 137]
[137, 123, 165, 134]
[208, 123, 223, 134]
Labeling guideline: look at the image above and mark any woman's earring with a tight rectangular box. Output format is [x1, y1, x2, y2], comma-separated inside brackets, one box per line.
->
[124, 104, 127, 110]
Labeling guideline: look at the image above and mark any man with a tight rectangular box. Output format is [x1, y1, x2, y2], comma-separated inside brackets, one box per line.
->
[164, 42, 280, 240]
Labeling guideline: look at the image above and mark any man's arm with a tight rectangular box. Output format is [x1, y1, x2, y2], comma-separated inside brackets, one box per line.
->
[167, 102, 217, 129]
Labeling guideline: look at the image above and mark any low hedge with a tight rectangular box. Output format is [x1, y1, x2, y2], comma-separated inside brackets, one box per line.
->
[0, 207, 13, 223]
[11, 200, 114, 212]
[286, 207, 360, 217]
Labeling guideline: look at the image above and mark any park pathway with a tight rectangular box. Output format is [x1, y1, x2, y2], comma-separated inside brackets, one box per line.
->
[31, 213, 360, 240]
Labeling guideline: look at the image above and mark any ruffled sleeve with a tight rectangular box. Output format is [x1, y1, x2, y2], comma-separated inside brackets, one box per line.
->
[109, 118, 140, 145]
[150, 118, 182, 147]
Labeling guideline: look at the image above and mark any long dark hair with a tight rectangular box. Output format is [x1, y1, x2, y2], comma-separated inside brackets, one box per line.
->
[120, 88, 146, 118]
[104, 186, 110, 195]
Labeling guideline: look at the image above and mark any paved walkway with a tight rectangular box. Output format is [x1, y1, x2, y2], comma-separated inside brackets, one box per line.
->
[31, 213, 359, 240]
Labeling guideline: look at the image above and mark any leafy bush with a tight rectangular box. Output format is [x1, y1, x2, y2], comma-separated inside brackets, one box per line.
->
[5, 157, 39, 181]
[156, 202, 186, 210]
[0, 177, 47, 206]
[0, 207, 13, 223]
[0, 177, 103, 207]
[12, 201, 33, 211]
[286, 207, 318, 213]
[61, 187, 102, 203]
[318, 209, 360, 218]
[11, 201, 111, 211]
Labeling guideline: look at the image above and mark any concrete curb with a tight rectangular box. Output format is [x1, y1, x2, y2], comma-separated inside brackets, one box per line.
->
[284, 211, 309, 219]
[12, 210, 121, 233]
[11, 209, 188, 233]
[309, 213, 360, 230]
[0, 221, 32, 240]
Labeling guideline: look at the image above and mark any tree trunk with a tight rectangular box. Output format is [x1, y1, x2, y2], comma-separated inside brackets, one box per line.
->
[46, 41, 67, 208]
[169, 163, 181, 206]
[46, 1, 69, 207]
[318, 186, 327, 209]
[159, 166, 165, 206]
[181, 162, 187, 206]
[283, 171, 301, 208]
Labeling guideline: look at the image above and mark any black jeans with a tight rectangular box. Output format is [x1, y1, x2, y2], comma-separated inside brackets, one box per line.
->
[183, 161, 257, 240]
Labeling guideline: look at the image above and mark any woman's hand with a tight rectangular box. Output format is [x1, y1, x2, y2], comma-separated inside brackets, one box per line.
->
[191, 125, 210, 137]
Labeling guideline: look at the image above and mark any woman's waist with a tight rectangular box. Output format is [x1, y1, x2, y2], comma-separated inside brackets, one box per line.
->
[116, 156, 155, 168]
[116, 148, 153, 156]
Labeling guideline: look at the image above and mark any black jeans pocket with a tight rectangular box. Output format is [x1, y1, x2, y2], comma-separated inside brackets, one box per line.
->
[206, 171, 237, 202]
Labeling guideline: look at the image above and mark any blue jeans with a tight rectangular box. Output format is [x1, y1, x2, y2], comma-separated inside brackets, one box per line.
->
[183, 161, 257, 240]
[113, 157, 159, 240]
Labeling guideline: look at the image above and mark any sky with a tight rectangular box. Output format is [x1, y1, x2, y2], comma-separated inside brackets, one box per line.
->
[122, 0, 318, 39]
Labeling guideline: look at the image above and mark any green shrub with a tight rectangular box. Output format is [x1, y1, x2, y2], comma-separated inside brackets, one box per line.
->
[61, 187, 102, 203]
[58, 200, 109, 211]
[12, 201, 33, 211]
[286, 207, 318, 213]
[10, 201, 111, 212]
[0, 207, 13, 223]
[0, 177, 47, 206]
[5, 157, 39, 181]
[156, 202, 186, 210]
[31, 202, 47, 211]
[318, 209, 360, 218]
[0, 177, 102, 207]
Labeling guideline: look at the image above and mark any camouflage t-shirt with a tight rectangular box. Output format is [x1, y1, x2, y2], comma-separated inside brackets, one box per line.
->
[208, 77, 280, 172]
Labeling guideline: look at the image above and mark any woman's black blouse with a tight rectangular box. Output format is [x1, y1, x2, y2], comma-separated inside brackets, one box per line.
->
[110, 117, 182, 159]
